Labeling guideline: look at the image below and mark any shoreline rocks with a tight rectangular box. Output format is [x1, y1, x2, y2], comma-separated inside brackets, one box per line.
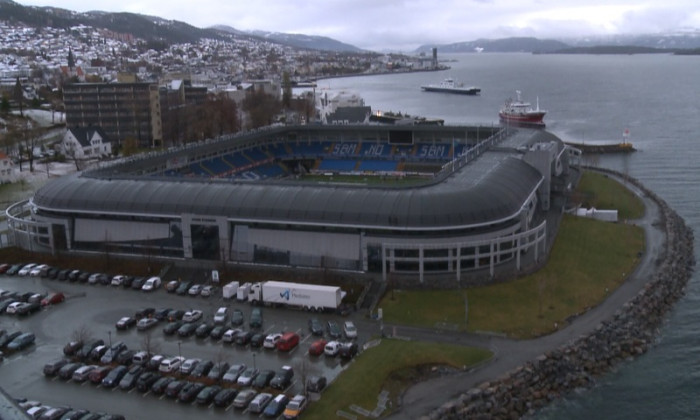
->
[423, 168, 696, 420]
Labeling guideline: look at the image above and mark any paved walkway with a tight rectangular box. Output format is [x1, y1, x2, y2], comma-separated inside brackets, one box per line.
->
[384, 174, 665, 419]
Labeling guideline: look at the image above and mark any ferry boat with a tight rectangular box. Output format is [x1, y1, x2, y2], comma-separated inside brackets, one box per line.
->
[420, 78, 481, 95]
[499, 90, 546, 127]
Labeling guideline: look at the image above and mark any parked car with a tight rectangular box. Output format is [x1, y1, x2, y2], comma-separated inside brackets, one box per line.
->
[132, 350, 151, 366]
[136, 317, 158, 331]
[118, 365, 143, 390]
[248, 392, 273, 414]
[195, 322, 214, 338]
[146, 354, 165, 371]
[175, 281, 192, 295]
[196, 385, 221, 405]
[62, 340, 82, 357]
[222, 328, 242, 344]
[41, 292, 65, 306]
[269, 365, 294, 390]
[100, 341, 127, 364]
[88, 365, 112, 384]
[166, 309, 185, 322]
[264, 393, 289, 417]
[234, 330, 253, 346]
[6, 332, 35, 351]
[72, 364, 97, 382]
[232, 389, 257, 409]
[141, 276, 161, 292]
[5, 301, 23, 314]
[130, 277, 146, 290]
[209, 325, 226, 340]
[339, 341, 359, 359]
[178, 382, 205, 403]
[213, 307, 228, 324]
[57, 362, 83, 380]
[77, 339, 105, 360]
[43, 358, 70, 377]
[207, 361, 230, 381]
[236, 367, 259, 386]
[282, 394, 308, 419]
[213, 388, 238, 408]
[308, 318, 324, 336]
[164, 380, 187, 399]
[200, 285, 217, 297]
[188, 284, 203, 296]
[324, 340, 341, 357]
[17, 263, 37, 276]
[154, 307, 172, 321]
[249, 308, 263, 329]
[134, 307, 156, 319]
[116, 349, 137, 365]
[182, 309, 203, 323]
[135, 371, 161, 392]
[308, 339, 328, 356]
[250, 333, 265, 348]
[222, 363, 246, 383]
[252, 369, 275, 389]
[307, 375, 327, 392]
[343, 320, 358, 339]
[16, 301, 41, 316]
[150, 376, 174, 395]
[0, 331, 22, 349]
[115, 316, 136, 330]
[165, 280, 179, 293]
[88, 344, 109, 361]
[276, 332, 300, 352]
[177, 322, 199, 337]
[189, 360, 214, 378]
[179, 358, 201, 375]
[327, 320, 342, 339]
[162, 321, 183, 336]
[230, 309, 244, 326]
[264, 333, 282, 349]
[111, 275, 127, 286]
[158, 356, 185, 373]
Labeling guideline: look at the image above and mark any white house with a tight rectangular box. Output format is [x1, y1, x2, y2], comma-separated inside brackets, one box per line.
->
[62, 127, 112, 159]
[0, 151, 13, 183]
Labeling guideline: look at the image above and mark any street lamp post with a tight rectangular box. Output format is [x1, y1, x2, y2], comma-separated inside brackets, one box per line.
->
[252, 352, 256, 370]
[107, 330, 112, 348]
[177, 341, 182, 376]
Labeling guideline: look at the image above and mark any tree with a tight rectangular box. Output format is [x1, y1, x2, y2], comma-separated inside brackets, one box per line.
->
[13, 77, 24, 117]
[140, 331, 161, 356]
[71, 324, 94, 345]
[282, 71, 292, 109]
[242, 86, 282, 129]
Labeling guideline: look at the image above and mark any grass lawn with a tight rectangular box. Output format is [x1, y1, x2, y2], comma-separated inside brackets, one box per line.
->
[303, 339, 492, 420]
[379, 171, 646, 338]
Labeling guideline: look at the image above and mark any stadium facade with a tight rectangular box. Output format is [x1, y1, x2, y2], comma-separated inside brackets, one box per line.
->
[7, 124, 578, 282]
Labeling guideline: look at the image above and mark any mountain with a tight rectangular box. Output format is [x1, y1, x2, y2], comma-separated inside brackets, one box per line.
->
[245, 30, 366, 53]
[0, 0, 364, 52]
[416, 37, 570, 54]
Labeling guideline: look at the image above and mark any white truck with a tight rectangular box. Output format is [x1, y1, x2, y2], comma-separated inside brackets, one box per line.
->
[237, 282, 251, 302]
[248, 281, 346, 312]
[222, 281, 239, 299]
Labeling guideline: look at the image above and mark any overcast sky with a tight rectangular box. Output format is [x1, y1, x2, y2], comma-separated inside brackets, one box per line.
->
[15, 0, 700, 51]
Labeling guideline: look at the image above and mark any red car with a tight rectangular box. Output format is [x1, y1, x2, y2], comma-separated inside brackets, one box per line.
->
[41, 292, 65, 306]
[0, 263, 10, 274]
[308, 339, 327, 356]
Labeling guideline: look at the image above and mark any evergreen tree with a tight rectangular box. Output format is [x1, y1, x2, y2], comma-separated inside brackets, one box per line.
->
[68, 47, 75, 69]
[13, 77, 24, 117]
[282, 71, 292, 109]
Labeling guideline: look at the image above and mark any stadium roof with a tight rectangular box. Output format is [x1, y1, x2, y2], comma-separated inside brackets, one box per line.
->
[32, 155, 542, 231]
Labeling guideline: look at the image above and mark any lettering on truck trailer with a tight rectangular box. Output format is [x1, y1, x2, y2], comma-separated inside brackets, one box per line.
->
[278, 288, 312, 301]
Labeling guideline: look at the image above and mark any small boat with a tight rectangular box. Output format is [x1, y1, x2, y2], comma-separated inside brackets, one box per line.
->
[499, 90, 546, 127]
[420, 78, 481, 95]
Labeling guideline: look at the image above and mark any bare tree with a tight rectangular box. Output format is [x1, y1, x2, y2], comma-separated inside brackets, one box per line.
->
[140, 331, 161, 356]
[71, 324, 94, 345]
[295, 358, 313, 396]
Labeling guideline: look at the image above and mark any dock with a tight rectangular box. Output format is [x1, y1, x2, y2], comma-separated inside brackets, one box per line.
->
[564, 141, 635, 154]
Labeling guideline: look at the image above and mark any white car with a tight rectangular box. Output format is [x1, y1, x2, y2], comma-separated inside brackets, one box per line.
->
[263, 333, 283, 349]
[111, 275, 127, 286]
[324, 340, 341, 356]
[180, 358, 202, 375]
[213, 307, 228, 324]
[343, 321, 358, 339]
[222, 328, 242, 344]
[5, 302, 24, 314]
[183, 309, 203, 323]
[188, 284, 203, 296]
[141, 276, 162, 291]
[18, 263, 37, 276]
[29, 264, 48, 276]
[158, 356, 185, 373]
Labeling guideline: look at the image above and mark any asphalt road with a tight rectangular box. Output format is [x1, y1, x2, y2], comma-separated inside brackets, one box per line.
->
[384, 175, 664, 419]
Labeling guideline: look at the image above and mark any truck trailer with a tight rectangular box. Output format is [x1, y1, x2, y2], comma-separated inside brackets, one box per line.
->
[248, 281, 346, 312]
[222, 281, 239, 299]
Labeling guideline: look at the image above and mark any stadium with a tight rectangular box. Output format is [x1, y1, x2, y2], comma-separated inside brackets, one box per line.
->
[7, 124, 578, 283]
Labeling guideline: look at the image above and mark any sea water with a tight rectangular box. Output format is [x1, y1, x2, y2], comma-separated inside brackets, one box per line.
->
[322, 52, 700, 420]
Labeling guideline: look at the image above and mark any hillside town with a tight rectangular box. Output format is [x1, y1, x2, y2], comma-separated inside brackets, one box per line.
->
[0, 18, 442, 183]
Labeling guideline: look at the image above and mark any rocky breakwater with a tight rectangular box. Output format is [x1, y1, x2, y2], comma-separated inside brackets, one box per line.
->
[423, 171, 696, 420]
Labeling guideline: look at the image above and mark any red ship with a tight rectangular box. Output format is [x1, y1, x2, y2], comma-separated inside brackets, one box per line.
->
[499, 90, 546, 127]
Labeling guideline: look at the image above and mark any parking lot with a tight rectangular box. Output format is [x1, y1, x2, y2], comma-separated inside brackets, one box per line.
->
[0, 265, 375, 419]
